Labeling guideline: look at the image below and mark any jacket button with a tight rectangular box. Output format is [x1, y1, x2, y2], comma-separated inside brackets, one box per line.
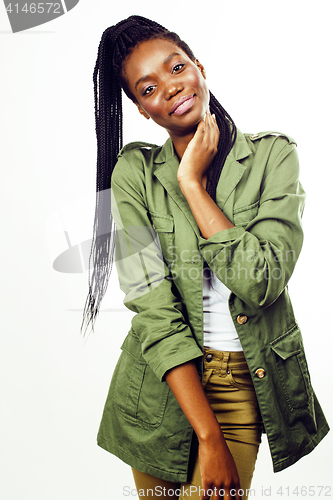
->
[206, 353, 213, 362]
[255, 368, 266, 379]
[237, 314, 248, 325]
[251, 133, 259, 139]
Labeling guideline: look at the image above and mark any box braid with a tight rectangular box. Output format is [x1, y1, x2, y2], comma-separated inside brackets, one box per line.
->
[82, 15, 237, 332]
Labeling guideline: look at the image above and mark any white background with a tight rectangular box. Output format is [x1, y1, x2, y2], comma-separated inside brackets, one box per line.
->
[1, 1, 332, 499]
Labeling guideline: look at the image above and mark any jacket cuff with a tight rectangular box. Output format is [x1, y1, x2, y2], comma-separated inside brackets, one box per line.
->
[155, 345, 203, 382]
[198, 227, 246, 262]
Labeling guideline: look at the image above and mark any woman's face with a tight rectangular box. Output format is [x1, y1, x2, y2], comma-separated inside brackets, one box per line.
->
[122, 38, 210, 139]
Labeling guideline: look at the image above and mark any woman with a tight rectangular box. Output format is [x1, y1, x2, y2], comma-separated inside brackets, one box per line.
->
[83, 15, 329, 500]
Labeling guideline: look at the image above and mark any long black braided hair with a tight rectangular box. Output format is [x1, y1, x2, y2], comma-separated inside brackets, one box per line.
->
[82, 15, 237, 332]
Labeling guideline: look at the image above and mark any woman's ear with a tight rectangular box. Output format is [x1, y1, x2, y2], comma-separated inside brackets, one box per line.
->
[195, 60, 206, 79]
[135, 103, 150, 120]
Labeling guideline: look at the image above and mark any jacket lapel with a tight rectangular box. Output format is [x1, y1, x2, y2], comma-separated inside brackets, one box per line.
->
[154, 149, 200, 237]
[153, 130, 252, 237]
[215, 155, 247, 210]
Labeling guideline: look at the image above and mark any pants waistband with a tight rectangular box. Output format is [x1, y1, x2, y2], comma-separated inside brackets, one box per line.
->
[203, 347, 246, 362]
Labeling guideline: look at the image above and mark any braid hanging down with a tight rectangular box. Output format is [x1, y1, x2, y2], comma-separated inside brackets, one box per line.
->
[82, 15, 237, 332]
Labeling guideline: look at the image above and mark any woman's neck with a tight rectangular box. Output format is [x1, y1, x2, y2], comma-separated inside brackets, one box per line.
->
[170, 130, 196, 160]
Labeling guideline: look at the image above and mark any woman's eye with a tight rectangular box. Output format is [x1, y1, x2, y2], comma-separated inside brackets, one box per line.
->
[172, 63, 185, 73]
[143, 85, 155, 95]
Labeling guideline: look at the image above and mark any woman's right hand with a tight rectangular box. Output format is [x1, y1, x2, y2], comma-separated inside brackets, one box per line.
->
[198, 430, 242, 500]
[177, 110, 219, 189]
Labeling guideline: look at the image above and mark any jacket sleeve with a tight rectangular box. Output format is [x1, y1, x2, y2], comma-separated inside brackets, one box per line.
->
[111, 151, 202, 381]
[199, 137, 306, 310]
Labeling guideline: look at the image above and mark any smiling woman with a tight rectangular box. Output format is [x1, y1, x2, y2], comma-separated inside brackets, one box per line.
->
[82, 15, 329, 500]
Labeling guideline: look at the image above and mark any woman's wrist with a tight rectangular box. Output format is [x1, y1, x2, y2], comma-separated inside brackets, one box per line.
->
[196, 418, 226, 444]
[177, 174, 205, 194]
[176, 174, 234, 239]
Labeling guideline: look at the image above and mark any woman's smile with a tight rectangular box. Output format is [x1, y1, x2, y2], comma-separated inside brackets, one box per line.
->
[170, 94, 195, 115]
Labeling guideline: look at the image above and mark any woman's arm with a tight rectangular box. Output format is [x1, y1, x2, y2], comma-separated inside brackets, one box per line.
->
[177, 112, 233, 239]
[165, 361, 242, 500]
[111, 153, 203, 381]
[178, 112, 305, 310]
[170, 115, 243, 500]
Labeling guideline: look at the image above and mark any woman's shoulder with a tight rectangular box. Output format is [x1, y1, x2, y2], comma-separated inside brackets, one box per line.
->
[235, 130, 298, 168]
[117, 141, 163, 164]
[111, 141, 164, 189]
[243, 131, 296, 145]
[232, 129, 298, 163]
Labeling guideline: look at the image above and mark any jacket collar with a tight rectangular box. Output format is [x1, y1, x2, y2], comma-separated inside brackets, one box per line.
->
[153, 129, 252, 237]
[154, 128, 251, 164]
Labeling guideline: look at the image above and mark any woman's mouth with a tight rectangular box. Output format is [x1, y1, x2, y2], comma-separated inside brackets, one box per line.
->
[170, 95, 195, 116]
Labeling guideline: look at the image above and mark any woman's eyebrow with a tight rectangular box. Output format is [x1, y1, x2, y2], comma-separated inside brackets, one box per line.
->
[163, 52, 181, 64]
[134, 52, 181, 91]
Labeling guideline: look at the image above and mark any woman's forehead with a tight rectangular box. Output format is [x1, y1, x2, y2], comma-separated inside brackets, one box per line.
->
[123, 38, 189, 84]
[124, 38, 188, 72]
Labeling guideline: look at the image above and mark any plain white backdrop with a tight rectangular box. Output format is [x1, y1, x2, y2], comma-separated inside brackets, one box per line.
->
[1, 1, 332, 499]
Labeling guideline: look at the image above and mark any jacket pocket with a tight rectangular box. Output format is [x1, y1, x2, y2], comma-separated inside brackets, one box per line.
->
[233, 200, 259, 227]
[150, 213, 175, 266]
[112, 330, 170, 427]
[270, 325, 313, 411]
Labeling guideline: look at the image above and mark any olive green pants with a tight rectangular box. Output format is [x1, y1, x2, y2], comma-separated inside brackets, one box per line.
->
[132, 349, 263, 499]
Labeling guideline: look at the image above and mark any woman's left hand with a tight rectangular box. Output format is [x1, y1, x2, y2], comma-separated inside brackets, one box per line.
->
[177, 110, 220, 188]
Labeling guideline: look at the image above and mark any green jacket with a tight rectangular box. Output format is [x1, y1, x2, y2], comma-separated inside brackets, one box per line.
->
[97, 129, 329, 483]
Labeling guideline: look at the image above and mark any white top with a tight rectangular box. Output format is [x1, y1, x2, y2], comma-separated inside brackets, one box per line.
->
[203, 266, 243, 351]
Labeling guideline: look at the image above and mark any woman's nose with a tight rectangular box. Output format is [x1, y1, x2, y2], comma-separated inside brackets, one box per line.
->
[164, 81, 183, 100]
